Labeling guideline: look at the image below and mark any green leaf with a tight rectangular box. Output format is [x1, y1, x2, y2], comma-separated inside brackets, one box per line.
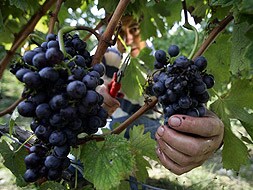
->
[230, 14, 252, 76]
[204, 34, 231, 90]
[137, 47, 155, 71]
[222, 126, 250, 171]
[225, 79, 253, 110]
[80, 135, 135, 190]
[240, 115, 253, 141]
[128, 125, 157, 160]
[140, 11, 157, 40]
[9, 108, 19, 135]
[210, 99, 250, 171]
[128, 125, 157, 182]
[239, 0, 253, 14]
[210, 0, 235, 7]
[0, 10, 3, 32]
[121, 58, 146, 101]
[38, 181, 66, 190]
[9, 0, 39, 13]
[0, 140, 28, 187]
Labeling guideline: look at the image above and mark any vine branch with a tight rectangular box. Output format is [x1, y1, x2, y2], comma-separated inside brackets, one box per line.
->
[48, 0, 64, 34]
[0, 97, 25, 117]
[0, 0, 57, 79]
[83, 14, 111, 41]
[91, 0, 131, 65]
[192, 14, 234, 59]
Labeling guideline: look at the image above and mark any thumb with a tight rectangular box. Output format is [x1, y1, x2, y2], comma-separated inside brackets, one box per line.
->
[167, 114, 223, 137]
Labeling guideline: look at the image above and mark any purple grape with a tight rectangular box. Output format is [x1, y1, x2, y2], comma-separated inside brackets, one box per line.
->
[194, 56, 207, 71]
[17, 101, 36, 117]
[168, 45, 180, 57]
[67, 80, 87, 99]
[155, 49, 167, 64]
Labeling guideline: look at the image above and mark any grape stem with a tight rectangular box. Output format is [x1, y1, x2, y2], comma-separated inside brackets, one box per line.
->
[181, 0, 199, 59]
[28, 34, 45, 46]
[58, 26, 101, 57]
[14, 134, 35, 153]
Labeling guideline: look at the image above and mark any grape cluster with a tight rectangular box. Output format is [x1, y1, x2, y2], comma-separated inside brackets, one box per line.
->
[11, 33, 108, 182]
[152, 45, 214, 123]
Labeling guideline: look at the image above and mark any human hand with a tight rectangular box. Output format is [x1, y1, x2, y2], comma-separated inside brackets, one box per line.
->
[155, 110, 224, 175]
[96, 84, 120, 116]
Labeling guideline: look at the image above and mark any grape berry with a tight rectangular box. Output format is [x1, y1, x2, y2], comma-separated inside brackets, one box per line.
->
[11, 33, 108, 183]
[152, 45, 214, 123]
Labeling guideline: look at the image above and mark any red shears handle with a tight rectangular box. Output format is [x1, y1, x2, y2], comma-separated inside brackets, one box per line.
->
[108, 72, 121, 98]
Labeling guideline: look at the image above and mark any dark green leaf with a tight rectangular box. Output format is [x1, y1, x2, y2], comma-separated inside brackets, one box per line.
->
[225, 79, 253, 110]
[204, 34, 231, 90]
[210, 0, 235, 7]
[211, 99, 250, 171]
[0, 140, 28, 187]
[222, 126, 250, 171]
[80, 135, 135, 190]
[0, 10, 3, 32]
[38, 181, 66, 190]
[239, 0, 253, 14]
[230, 14, 252, 76]
[9, 0, 39, 13]
[240, 115, 253, 141]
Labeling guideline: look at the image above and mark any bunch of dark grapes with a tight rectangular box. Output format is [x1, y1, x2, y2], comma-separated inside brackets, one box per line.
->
[10, 33, 108, 183]
[152, 45, 214, 123]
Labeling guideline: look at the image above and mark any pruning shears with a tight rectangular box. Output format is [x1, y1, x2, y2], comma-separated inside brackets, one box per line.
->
[108, 54, 131, 98]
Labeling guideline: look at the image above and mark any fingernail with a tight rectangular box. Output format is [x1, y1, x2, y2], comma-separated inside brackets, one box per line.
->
[157, 147, 162, 154]
[157, 126, 164, 136]
[169, 116, 181, 127]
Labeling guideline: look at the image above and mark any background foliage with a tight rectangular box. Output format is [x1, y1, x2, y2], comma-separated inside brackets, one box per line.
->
[0, 0, 253, 189]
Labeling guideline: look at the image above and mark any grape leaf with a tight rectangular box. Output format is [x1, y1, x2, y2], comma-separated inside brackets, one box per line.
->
[204, 34, 231, 90]
[210, 0, 235, 7]
[121, 58, 146, 101]
[140, 10, 157, 40]
[210, 99, 250, 171]
[137, 47, 155, 71]
[230, 14, 252, 76]
[224, 79, 253, 110]
[222, 124, 249, 171]
[239, 0, 253, 14]
[128, 125, 157, 182]
[38, 181, 66, 190]
[80, 135, 135, 190]
[0, 10, 3, 32]
[0, 140, 28, 187]
[128, 125, 157, 160]
[9, 0, 39, 13]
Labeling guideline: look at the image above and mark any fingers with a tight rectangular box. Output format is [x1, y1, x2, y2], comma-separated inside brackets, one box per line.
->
[96, 84, 120, 115]
[156, 135, 213, 166]
[155, 146, 211, 175]
[156, 126, 217, 156]
[168, 114, 224, 137]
